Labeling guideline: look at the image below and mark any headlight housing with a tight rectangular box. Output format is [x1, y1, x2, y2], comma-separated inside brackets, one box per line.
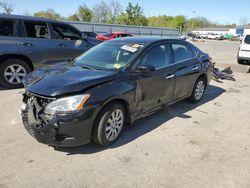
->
[44, 94, 90, 115]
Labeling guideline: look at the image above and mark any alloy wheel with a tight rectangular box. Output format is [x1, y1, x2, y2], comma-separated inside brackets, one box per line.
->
[105, 109, 124, 141]
[4, 64, 27, 84]
[194, 80, 205, 101]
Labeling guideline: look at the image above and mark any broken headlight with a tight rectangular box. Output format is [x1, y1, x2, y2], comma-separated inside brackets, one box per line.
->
[44, 94, 90, 115]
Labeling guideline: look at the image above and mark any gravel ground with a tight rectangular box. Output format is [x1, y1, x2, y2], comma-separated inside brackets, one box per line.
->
[0, 40, 250, 188]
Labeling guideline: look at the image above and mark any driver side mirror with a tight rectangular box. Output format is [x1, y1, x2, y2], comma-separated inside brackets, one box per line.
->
[135, 65, 156, 73]
[81, 33, 88, 40]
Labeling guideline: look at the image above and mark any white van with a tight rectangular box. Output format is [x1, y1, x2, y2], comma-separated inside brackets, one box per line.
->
[238, 35, 250, 65]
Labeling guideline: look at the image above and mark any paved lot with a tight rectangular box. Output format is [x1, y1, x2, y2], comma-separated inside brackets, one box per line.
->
[0, 40, 250, 188]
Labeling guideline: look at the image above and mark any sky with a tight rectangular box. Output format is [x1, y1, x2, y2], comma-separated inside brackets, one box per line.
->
[6, 0, 250, 24]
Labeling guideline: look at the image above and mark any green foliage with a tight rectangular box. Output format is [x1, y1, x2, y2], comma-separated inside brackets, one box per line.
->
[67, 14, 80, 21]
[32, 1, 236, 31]
[117, 2, 148, 26]
[78, 4, 92, 22]
[34, 9, 63, 20]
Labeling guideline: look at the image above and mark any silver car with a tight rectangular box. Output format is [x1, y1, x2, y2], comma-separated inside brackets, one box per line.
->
[0, 14, 95, 88]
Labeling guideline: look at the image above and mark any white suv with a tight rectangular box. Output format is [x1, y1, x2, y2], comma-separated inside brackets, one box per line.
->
[238, 35, 250, 65]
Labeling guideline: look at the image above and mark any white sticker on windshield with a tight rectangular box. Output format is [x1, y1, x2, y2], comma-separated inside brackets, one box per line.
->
[121, 45, 138, 53]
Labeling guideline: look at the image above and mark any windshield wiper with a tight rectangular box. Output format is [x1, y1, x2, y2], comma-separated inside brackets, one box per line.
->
[81, 65, 96, 70]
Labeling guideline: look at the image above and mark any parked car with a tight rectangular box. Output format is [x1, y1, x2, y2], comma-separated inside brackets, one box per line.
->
[96, 32, 132, 41]
[0, 14, 97, 89]
[21, 37, 213, 147]
[238, 34, 250, 65]
[82, 31, 102, 45]
[207, 34, 224, 40]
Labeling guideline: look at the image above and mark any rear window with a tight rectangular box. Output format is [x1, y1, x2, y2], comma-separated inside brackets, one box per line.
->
[244, 35, 250, 44]
[103, 33, 113, 37]
[0, 19, 14, 36]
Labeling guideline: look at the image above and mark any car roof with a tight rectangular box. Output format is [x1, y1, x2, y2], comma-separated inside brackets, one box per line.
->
[0, 14, 62, 23]
[112, 32, 130, 35]
[107, 36, 182, 44]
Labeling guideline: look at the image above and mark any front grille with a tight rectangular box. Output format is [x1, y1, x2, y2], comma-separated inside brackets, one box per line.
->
[22, 91, 55, 129]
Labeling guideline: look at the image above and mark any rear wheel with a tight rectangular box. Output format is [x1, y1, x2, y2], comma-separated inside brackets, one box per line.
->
[92, 103, 125, 146]
[0, 59, 31, 89]
[188, 77, 206, 103]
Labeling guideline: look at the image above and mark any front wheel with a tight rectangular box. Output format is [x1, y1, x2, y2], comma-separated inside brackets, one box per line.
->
[188, 77, 206, 103]
[92, 103, 125, 146]
[0, 59, 31, 89]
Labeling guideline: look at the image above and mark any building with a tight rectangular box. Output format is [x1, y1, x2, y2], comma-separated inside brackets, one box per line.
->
[229, 26, 250, 36]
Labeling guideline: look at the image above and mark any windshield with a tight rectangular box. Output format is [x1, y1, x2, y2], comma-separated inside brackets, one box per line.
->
[103, 33, 113, 37]
[244, 35, 250, 44]
[74, 42, 145, 70]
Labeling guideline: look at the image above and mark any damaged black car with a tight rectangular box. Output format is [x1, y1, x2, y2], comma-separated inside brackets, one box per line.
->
[20, 37, 213, 147]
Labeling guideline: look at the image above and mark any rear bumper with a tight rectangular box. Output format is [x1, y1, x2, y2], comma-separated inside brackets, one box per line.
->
[21, 104, 97, 147]
[237, 56, 250, 65]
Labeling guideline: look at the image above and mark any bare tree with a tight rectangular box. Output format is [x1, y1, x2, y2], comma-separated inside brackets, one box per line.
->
[92, 1, 112, 23]
[239, 16, 249, 26]
[110, 0, 123, 23]
[0, 0, 13, 14]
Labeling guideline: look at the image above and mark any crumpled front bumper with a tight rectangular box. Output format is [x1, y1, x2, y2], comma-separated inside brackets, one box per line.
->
[20, 101, 96, 147]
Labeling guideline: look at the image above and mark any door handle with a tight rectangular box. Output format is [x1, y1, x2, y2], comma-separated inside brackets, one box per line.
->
[165, 74, 175, 79]
[192, 66, 199, 71]
[21, 42, 33, 47]
[58, 43, 66, 47]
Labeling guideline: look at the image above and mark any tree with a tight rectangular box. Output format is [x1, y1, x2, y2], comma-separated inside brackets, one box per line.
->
[174, 15, 186, 30]
[110, 0, 123, 23]
[92, 1, 112, 23]
[148, 15, 186, 29]
[34, 9, 63, 20]
[78, 4, 92, 22]
[0, 0, 13, 14]
[67, 14, 80, 21]
[117, 2, 148, 26]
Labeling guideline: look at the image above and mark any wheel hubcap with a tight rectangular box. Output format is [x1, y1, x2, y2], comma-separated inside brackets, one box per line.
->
[4, 64, 26, 84]
[195, 81, 205, 100]
[105, 109, 124, 141]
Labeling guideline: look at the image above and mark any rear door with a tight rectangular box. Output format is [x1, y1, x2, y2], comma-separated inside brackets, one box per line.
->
[0, 18, 20, 55]
[171, 42, 200, 100]
[50, 23, 90, 59]
[133, 43, 175, 114]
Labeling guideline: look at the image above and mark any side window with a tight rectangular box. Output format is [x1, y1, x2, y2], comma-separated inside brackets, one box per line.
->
[52, 24, 81, 40]
[140, 44, 171, 69]
[24, 21, 50, 39]
[0, 19, 14, 36]
[172, 43, 194, 63]
[189, 44, 199, 56]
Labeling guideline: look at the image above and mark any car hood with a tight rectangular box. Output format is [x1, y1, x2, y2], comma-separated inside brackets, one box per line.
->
[24, 65, 118, 97]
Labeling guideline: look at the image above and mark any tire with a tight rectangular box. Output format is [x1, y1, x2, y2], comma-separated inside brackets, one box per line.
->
[0, 58, 31, 89]
[188, 77, 206, 103]
[92, 103, 125, 146]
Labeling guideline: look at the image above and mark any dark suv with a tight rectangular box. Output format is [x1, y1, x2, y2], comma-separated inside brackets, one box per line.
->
[0, 14, 95, 88]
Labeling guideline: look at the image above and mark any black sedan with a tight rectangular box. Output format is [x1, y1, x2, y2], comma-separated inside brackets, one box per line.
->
[21, 37, 213, 147]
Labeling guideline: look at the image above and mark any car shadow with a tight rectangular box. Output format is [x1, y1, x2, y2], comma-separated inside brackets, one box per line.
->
[55, 84, 225, 155]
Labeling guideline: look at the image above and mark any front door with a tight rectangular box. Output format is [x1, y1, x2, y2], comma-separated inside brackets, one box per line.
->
[50, 23, 90, 60]
[133, 44, 175, 115]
